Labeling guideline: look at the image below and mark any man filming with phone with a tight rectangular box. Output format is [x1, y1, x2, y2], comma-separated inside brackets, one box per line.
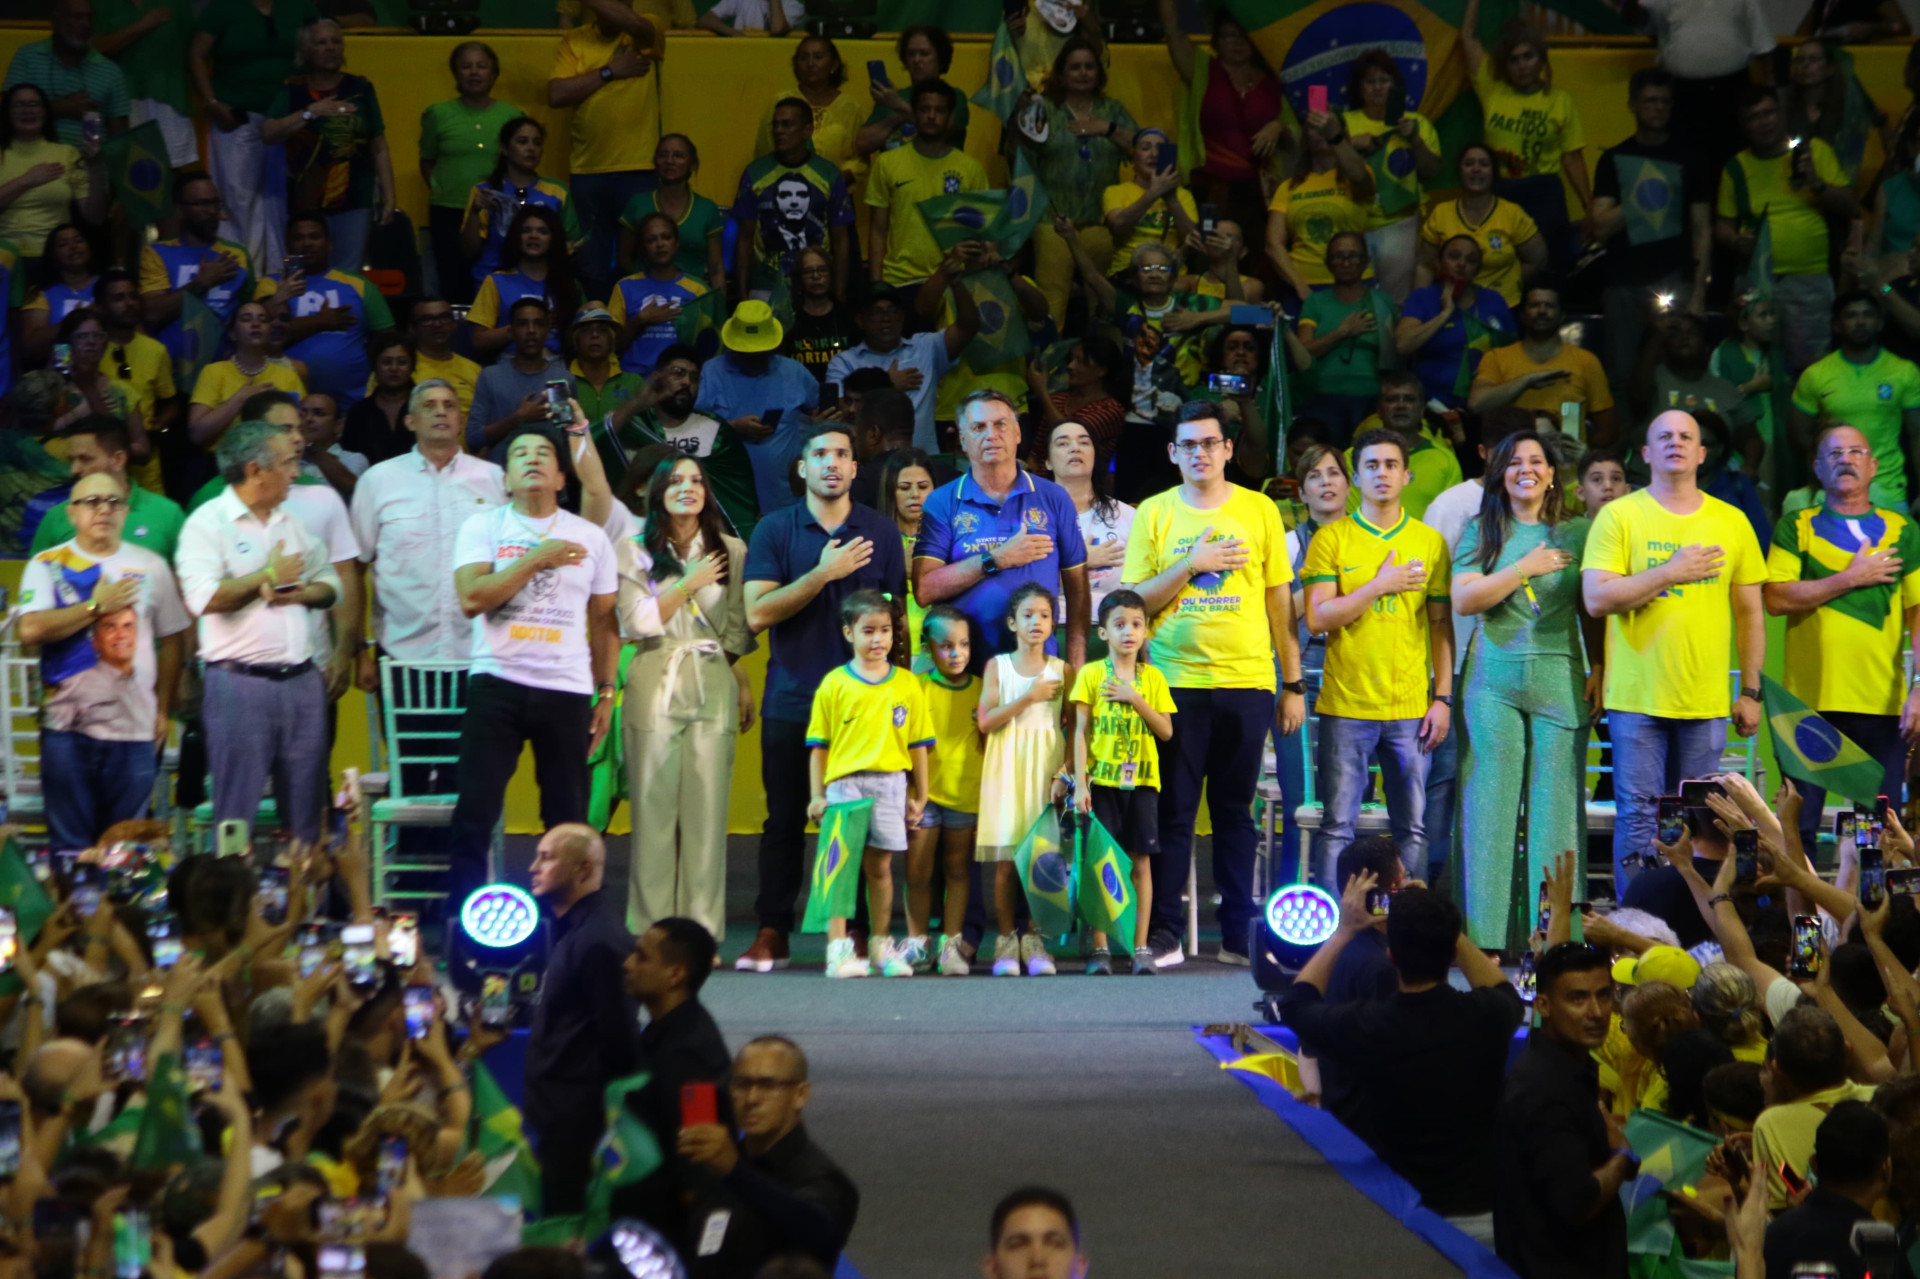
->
[467, 296, 576, 465]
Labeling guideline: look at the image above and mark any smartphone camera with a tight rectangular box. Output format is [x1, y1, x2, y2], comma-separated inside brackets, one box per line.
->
[105, 1014, 148, 1083]
[67, 865, 105, 920]
[1792, 914, 1823, 979]
[1206, 372, 1247, 396]
[544, 380, 572, 429]
[376, 1136, 408, 1197]
[318, 1244, 365, 1279]
[1656, 796, 1685, 847]
[402, 985, 434, 1040]
[184, 1036, 222, 1093]
[113, 1209, 150, 1279]
[1517, 951, 1537, 1003]
[480, 972, 512, 1029]
[1733, 829, 1759, 886]
[342, 924, 376, 989]
[388, 913, 418, 970]
[1863, 846, 1889, 909]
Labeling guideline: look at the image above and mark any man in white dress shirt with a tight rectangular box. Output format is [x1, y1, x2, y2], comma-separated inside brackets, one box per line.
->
[174, 419, 342, 844]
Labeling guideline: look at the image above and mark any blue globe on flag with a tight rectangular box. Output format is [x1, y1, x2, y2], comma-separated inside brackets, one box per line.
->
[955, 207, 988, 230]
[1794, 715, 1844, 765]
[1031, 850, 1072, 895]
[1101, 862, 1126, 902]
[129, 157, 164, 194]
[1008, 185, 1029, 220]
[1634, 177, 1671, 212]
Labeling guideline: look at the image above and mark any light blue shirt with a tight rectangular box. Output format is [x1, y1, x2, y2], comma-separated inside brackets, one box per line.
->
[693, 351, 818, 515]
[824, 331, 955, 453]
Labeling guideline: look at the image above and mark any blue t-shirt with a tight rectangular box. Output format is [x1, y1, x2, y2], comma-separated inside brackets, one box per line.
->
[476, 270, 563, 356]
[143, 239, 252, 370]
[610, 271, 707, 375]
[913, 467, 1088, 671]
[743, 500, 907, 722]
[261, 268, 394, 407]
[825, 331, 955, 453]
[693, 352, 818, 517]
[1400, 284, 1515, 409]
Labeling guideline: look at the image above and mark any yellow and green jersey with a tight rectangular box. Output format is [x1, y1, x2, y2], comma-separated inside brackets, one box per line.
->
[1302, 512, 1451, 720]
[1769, 504, 1920, 715]
[805, 664, 933, 782]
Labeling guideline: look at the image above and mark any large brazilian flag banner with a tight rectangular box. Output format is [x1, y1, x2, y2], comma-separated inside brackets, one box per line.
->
[1222, 0, 1629, 187]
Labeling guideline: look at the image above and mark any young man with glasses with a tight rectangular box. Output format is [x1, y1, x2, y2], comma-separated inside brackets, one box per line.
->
[1120, 401, 1303, 966]
[1304, 425, 1454, 888]
[408, 297, 481, 422]
[1765, 422, 1920, 845]
[16, 470, 191, 850]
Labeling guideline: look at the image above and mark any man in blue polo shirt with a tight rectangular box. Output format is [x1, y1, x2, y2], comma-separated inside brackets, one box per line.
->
[914, 390, 1089, 672]
[695, 300, 819, 519]
[256, 212, 395, 409]
[738, 422, 906, 974]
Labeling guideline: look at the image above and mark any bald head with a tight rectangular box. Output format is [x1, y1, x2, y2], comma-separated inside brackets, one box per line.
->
[529, 822, 605, 911]
[68, 469, 129, 554]
[23, 1038, 95, 1115]
[1643, 409, 1706, 481]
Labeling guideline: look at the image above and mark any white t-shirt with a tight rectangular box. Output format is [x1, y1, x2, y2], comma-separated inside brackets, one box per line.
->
[282, 483, 362, 666]
[1075, 497, 1135, 621]
[453, 504, 616, 695]
[18, 540, 192, 741]
[655, 411, 723, 460]
[706, 0, 804, 28]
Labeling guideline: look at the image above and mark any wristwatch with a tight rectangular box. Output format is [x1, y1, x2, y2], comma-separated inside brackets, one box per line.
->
[301, 109, 314, 123]
[979, 549, 1000, 576]
[1739, 687, 1762, 703]
[1282, 680, 1306, 695]
[1432, 693, 1453, 707]
[599, 66, 614, 83]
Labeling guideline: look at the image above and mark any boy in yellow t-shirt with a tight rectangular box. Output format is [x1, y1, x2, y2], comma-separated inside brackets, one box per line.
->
[806, 589, 933, 979]
[1303, 426, 1454, 884]
[910, 606, 985, 977]
[1070, 590, 1175, 975]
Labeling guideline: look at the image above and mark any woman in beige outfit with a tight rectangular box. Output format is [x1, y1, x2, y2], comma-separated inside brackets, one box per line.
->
[616, 456, 754, 942]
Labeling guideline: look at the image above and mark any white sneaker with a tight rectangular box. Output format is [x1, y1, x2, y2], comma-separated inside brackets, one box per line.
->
[878, 938, 913, 978]
[1020, 933, 1057, 976]
[897, 935, 930, 972]
[938, 935, 971, 976]
[825, 937, 869, 978]
[992, 933, 1020, 976]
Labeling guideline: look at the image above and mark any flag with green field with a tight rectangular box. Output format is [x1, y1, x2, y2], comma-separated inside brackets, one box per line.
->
[1075, 814, 1136, 945]
[1763, 675, 1885, 805]
[800, 799, 873, 932]
[1014, 805, 1076, 937]
[100, 121, 173, 227]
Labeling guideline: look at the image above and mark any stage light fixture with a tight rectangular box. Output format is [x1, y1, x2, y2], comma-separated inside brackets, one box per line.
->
[1251, 883, 1341, 1015]
[459, 884, 538, 950]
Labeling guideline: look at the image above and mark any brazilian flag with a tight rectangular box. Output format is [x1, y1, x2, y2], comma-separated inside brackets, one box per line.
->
[1763, 675, 1885, 805]
[468, 1063, 541, 1214]
[175, 289, 225, 392]
[0, 837, 54, 944]
[1622, 155, 1684, 246]
[994, 150, 1050, 259]
[580, 1069, 663, 1242]
[1013, 804, 1076, 938]
[970, 21, 1025, 125]
[1746, 211, 1774, 299]
[917, 190, 1008, 253]
[958, 266, 1030, 368]
[799, 799, 873, 932]
[100, 121, 172, 227]
[1075, 814, 1137, 946]
[131, 1053, 202, 1171]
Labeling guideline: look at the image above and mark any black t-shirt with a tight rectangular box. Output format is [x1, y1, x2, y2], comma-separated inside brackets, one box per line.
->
[786, 305, 861, 387]
[1593, 136, 1713, 287]
[1887, 276, 1920, 367]
[341, 393, 415, 466]
[1619, 856, 1722, 950]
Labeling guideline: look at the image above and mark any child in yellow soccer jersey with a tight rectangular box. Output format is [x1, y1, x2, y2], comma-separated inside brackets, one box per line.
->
[909, 606, 984, 977]
[1070, 590, 1175, 976]
[806, 589, 933, 979]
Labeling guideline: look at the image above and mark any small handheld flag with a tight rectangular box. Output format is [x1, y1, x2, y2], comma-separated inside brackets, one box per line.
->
[958, 267, 1030, 368]
[1013, 804, 1077, 937]
[1075, 813, 1137, 946]
[918, 191, 1009, 254]
[971, 21, 1026, 125]
[800, 799, 874, 932]
[175, 289, 224, 393]
[1762, 675, 1885, 806]
[994, 150, 1051, 259]
[100, 121, 172, 228]
[670, 288, 729, 364]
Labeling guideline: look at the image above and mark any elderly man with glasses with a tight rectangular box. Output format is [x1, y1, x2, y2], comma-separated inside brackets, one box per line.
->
[1764, 421, 1920, 845]
[16, 471, 191, 849]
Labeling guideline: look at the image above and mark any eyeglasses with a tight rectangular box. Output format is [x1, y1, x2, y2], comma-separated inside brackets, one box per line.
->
[1137, 264, 1173, 275]
[72, 495, 127, 511]
[1173, 437, 1226, 456]
[1821, 445, 1871, 462]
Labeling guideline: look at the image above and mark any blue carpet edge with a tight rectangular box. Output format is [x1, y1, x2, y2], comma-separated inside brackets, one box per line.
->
[1193, 1026, 1520, 1279]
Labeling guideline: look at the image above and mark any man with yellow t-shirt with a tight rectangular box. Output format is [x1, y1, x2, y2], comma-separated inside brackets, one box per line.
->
[1120, 403, 1305, 967]
[1789, 290, 1920, 508]
[547, 0, 665, 301]
[867, 81, 987, 308]
[1583, 409, 1766, 893]
[1468, 286, 1616, 444]
[1765, 424, 1920, 845]
[1715, 85, 1858, 371]
[1303, 426, 1453, 887]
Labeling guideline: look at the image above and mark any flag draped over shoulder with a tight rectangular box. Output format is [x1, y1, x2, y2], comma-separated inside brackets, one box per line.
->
[1013, 805, 1076, 937]
[800, 799, 873, 932]
[100, 122, 172, 227]
[1763, 676, 1885, 805]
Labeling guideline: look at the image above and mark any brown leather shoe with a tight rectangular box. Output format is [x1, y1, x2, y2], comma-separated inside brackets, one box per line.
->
[733, 926, 790, 973]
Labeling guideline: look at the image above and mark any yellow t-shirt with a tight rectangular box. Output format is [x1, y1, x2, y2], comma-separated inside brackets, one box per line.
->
[189, 358, 307, 408]
[1120, 483, 1291, 692]
[1101, 181, 1199, 268]
[1582, 488, 1768, 719]
[1716, 140, 1849, 278]
[1344, 108, 1441, 228]
[920, 671, 983, 812]
[112, 332, 176, 496]
[1473, 59, 1586, 179]
[1753, 1080, 1877, 1210]
[1768, 504, 1920, 716]
[550, 24, 665, 175]
[0, 139, 86, 252]
[866, 143, 989, 287]
[1068, 658, 1175, 791]
[415, 351, 482, 422]
[1267, 168, 1372, 287]
[1420, 197, 1539, 306]
[804, 663, 933, 782]
[1469, 340, 1614, 428]
[1302, 511, 1452, 720]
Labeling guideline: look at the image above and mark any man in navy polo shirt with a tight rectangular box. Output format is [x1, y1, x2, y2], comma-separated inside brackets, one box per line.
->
[913, 390, 1090, 673]
[737, 423, 907, 973]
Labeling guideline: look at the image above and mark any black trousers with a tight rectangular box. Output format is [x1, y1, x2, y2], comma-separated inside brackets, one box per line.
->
[449, 674, 592, 901]
[755, 717, 867, 935]
[528, 1094, 603, 1217]
[427, 205, 478, 306]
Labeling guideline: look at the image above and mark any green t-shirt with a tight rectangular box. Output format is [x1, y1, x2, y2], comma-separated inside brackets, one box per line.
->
[576, 368, 645, 433]
[193, 0, 319, 115]
[418, 98, 523, 210]
[30, 483, 185, 561]
[1299, 288, 1394, 398]
[93, 0, 193, 114]
[1791, 345, 1920, 505]
[617, 190, 725, 284]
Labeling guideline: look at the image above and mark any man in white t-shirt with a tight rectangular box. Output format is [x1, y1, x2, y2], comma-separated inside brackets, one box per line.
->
[16, 472, 192, 850]
[450, 423, 620, 902]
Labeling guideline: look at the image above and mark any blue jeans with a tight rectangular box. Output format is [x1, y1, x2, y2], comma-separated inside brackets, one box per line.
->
[41, 730, 157, 851]
[1609, 711, 1727, 895]
[326, 208, 372, 275]
[1313, 714, 1429, 888]
[1424, 715, 1459, 883]
[1793, 710, 1907, 848]
[1157, 686, 1276, 953]
[571, 169, 655, 302]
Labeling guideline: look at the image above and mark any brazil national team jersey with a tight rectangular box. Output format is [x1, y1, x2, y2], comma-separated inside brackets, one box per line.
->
[256, 268, 394, 408]
[1769, 504, 1920, 716]
[1791, 347, 1920, 506]
[141, 238, 251, 369]
[1302, 511, 1452, 721]
[806, 664, 933, 783]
